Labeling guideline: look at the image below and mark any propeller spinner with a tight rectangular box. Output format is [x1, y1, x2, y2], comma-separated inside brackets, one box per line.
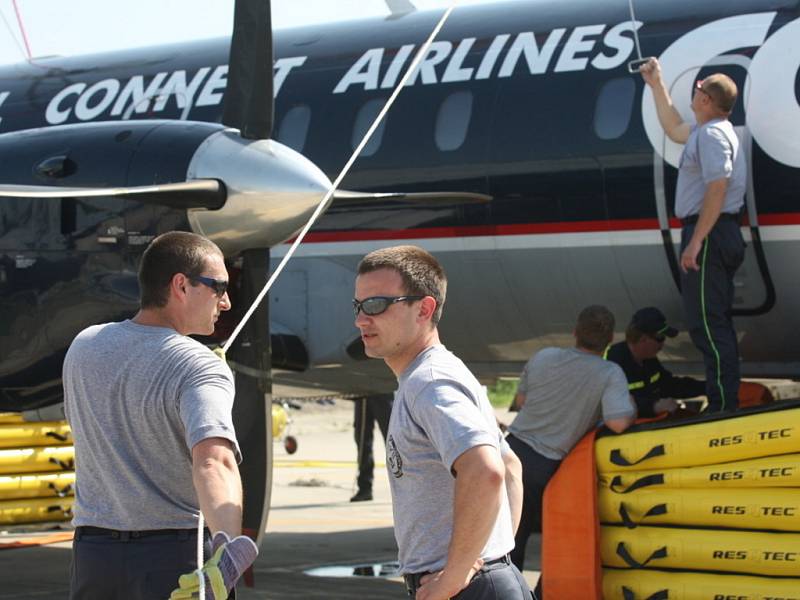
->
[0, 0, 333, 256]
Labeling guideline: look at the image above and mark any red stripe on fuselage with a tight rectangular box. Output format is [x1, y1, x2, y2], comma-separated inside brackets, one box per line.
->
[292, 213, 800, 244]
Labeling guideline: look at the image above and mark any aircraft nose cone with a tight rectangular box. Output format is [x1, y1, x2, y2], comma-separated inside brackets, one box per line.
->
[186, 130, 332, 255]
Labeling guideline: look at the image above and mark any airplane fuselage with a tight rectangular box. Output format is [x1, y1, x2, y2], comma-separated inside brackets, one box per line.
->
[2, 0, 800, 404]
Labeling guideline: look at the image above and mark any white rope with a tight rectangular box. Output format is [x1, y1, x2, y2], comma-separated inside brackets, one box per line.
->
[198, 4, 459, 594]
[197, 513, 205, 598]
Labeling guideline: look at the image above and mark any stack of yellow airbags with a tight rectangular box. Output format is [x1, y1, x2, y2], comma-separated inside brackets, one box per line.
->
[595, 404, 800, 599]
[0, 413, 74, 526]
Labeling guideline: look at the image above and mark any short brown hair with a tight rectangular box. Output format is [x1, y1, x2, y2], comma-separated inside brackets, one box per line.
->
[702, 73, 738, 114]
[575, 305, 615, 352]
[138, 231, 223, 308]
[357, 245, 447, 325]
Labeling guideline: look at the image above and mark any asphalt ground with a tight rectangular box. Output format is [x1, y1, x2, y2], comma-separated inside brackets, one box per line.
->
[0, 399, 540, 599]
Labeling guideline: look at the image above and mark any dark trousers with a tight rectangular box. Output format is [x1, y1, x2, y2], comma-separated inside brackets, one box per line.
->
[506, 434, 561, 599]
[681, 220, 745, 412]
[406, 560, 531, 599]
[70, 527, 212, 600]
[354, 394, 393, 493]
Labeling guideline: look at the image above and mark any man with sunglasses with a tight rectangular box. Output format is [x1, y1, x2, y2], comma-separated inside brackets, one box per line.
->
[605, 307, 706, 418]
[640, 57, 746, 413]
[354, 245, 529, 600]
[63, 231, 257, 599]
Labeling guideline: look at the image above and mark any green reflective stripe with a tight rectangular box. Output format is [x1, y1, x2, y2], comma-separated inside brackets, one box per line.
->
[602, 346, 609, 359]
[650, 372, 661, 384]
[629, 381, 645, 390]
[700, 238, 726, 410]
[657, 324, 670, 335]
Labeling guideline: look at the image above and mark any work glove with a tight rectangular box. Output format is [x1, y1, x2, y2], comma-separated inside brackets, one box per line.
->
[169, 532, 258, 600]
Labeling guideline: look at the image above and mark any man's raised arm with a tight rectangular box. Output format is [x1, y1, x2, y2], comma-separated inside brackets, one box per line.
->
[640, 57, 691, 144]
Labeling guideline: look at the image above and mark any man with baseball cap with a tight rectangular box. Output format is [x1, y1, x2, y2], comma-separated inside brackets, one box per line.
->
[605, 307, 706, 418]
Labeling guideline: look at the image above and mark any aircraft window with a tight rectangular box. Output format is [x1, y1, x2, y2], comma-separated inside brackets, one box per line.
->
[277, 105, 311, 153]
[351, 98, 387, 157]
[593, 77, 635, 140]
[435, 91, 473, 151]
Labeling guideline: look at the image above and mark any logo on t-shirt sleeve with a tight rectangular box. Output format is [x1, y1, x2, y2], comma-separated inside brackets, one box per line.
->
[387, 434, 403, 479]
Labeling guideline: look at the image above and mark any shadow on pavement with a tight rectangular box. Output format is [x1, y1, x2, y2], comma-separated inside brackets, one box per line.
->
[242, 526, 403, 599]
[0, 543, 71, 599]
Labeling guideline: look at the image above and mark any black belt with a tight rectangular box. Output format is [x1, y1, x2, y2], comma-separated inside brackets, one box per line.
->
[681, 212, 740, 226]
[74, 525, 207, 541]
[403, 554, 511, 596]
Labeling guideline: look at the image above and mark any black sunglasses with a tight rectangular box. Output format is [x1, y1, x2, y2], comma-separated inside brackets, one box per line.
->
[352, 295, 425, 317]
[189, 275, 229, 297]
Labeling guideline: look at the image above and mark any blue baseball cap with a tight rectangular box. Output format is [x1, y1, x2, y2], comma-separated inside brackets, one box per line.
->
[631, 307, 678, 338]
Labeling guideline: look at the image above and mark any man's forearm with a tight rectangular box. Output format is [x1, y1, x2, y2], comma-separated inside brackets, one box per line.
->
[689, 181, 728, 246]
[502, 451, 523, 535]
[650, 79, 684, 137]
[446, 450, 504, 577]
[193, 447, 243, 535]
[640, 58, 689, 143]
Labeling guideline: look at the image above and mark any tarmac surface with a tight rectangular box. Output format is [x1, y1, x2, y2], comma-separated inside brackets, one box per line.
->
[0, 399, 540, 599]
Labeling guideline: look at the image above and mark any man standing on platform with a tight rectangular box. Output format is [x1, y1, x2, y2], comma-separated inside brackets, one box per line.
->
[640, 57, 746, 412]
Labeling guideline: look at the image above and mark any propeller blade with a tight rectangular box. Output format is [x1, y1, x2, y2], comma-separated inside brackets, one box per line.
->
[222, 0, 273, 140]
[333, 190, 492, 206]
[0, 180, 226, 210]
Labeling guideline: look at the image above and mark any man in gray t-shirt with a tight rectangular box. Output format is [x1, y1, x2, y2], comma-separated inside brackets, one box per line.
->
[640, 58, 745, 412]
[507, 306, 635, 597]
[64, 232, 257, 600]
[354, 245, 531, 600]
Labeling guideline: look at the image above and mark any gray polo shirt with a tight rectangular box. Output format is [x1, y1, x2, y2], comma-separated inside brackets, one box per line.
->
[508, 347, 635, 460]
[63, 320, 239, 530]
[386, 344, 514, 574]
[674, 118, 746, 219]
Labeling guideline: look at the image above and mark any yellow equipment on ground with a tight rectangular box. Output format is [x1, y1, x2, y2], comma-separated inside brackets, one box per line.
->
[0, 413, 76, 526]
[272, 403, 287, 438]
[0, 496, 74, 526]
[598, 452, 800, 492]
[0, 413, 24, 424]
[599, 486, 800, 531]
[540, 402, 800, 598]
[603, 567, 800, 599]
[0, 423, 71, 449]
[272, 400, 298, 454]
[0, 472, 75, 501]
[595, 407, 800, 472]
[0, 446, 74, 475]
[601, 524, 800, 577]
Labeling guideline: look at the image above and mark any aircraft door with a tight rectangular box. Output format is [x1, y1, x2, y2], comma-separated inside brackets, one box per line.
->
[653, 58, 775, 316]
